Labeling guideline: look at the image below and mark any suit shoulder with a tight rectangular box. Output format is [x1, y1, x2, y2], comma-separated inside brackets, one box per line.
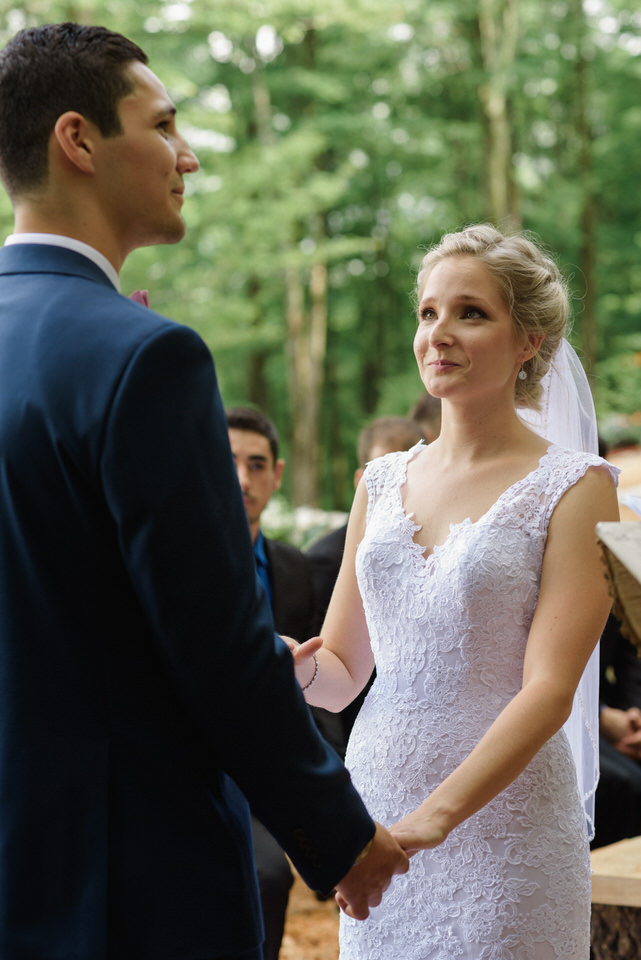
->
[306, 524, 347, 562]
[263, 537, 315, 594]
[69, 287, 210, 376]
[263, 536, 308, 566]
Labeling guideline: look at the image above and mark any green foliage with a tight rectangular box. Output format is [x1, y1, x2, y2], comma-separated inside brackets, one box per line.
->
[0, 0, 639, 500]
[261, 495, 347, 549]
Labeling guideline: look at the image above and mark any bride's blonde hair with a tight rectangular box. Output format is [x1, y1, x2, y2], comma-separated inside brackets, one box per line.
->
[416, 224, 570, 410]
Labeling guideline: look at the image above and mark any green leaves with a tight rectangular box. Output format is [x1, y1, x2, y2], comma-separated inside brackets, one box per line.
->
[1, 0, 639, 502]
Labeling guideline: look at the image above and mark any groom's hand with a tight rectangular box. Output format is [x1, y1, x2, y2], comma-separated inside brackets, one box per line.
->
[334, 821, 409, 920]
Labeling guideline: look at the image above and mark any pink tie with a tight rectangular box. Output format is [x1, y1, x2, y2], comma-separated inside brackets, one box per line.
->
[129, 290, 150, 307]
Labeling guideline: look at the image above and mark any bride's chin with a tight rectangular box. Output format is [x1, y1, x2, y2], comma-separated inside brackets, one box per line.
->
[420, 378, 449, 399]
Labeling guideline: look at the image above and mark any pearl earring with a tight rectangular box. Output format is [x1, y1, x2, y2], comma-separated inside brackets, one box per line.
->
[518, 366, 527, 381]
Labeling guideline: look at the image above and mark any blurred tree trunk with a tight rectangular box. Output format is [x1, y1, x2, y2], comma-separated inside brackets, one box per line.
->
[286, 256, 327, 506]
[285, 25, 327, 506]
[246, 279, 270, 410]
[570, 0, 597, 380]
[246, 59, 275, 409]
[477, 0, 521, 230]
[324, 345, 349, 511]
[360, 267, 387, 417]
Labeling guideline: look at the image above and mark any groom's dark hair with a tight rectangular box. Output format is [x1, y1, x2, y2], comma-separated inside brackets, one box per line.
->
[0, 22, 147, 198]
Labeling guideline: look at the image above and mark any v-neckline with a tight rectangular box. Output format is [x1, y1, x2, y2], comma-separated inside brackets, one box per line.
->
[397, 442, 555, 563]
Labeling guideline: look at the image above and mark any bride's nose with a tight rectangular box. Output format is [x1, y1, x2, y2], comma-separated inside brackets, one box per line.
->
[428, 313, 455, 346]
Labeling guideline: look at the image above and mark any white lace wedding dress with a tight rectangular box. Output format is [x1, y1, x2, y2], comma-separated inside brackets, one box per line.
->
[340, 442, 617, 960]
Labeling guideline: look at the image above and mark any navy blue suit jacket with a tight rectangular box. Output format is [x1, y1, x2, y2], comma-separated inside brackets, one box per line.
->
[0, 244, 373, 960]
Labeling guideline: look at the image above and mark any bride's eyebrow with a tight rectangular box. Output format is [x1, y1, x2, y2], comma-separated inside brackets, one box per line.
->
[457, 294, 489, 304]
[418, 291, 493, 312]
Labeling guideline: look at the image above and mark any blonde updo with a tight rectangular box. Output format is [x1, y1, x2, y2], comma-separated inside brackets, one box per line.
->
[416, 224, 570, 409]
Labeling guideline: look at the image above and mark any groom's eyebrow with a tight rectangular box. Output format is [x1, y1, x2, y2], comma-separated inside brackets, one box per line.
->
[151, 101, 177, 121]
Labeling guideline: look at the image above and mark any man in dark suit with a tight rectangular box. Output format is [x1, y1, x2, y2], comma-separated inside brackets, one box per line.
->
[226, 406, 316, 641]
[227, 405, 345, 960]
[226, 407, 345, 760]
[0, 23, 407, 960]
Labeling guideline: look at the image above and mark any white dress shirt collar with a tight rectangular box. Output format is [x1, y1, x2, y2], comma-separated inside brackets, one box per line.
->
[4, 233, 120, 291]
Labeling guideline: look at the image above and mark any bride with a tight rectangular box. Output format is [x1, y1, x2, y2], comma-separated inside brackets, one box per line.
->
[291, 225, 619, 958]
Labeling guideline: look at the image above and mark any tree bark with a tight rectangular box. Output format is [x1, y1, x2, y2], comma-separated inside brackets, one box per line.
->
[591, 904, 641, 959]
[477, 0, 521, 230]
[283, 25, 328, 507]
[571, 0, 597, 379]
[246, 62, 274, 408]
[286, 260, 328, 506]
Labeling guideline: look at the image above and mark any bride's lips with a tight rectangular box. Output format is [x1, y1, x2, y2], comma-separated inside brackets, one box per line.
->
[429, 359, 458, 371]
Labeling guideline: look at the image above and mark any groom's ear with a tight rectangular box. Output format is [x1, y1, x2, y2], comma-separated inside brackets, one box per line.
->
[52, 112, 98, 175]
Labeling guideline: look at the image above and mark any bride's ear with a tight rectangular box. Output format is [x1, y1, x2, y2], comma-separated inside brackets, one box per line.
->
[522, 333, 545, 362]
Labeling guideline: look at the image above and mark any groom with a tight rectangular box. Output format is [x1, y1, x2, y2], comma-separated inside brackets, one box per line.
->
[0, 23, 407, 960]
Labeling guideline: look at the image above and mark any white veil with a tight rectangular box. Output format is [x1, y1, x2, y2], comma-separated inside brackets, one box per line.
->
[518, 338, 600, 840]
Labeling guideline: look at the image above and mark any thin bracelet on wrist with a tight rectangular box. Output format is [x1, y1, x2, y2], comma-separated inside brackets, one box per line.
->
[301, 653, 319, 692]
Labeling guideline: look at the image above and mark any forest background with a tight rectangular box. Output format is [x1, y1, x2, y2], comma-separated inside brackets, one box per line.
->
[1, 0, 640, 528]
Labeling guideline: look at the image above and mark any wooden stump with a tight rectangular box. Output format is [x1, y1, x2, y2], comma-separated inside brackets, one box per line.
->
[591, 836, 641, 959]
[591, 903, 641, 959]
[596, 522, 641, 650]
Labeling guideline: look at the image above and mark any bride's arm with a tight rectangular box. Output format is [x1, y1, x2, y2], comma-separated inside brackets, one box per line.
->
[391, 465, 619, 854]
[291, 479, 375, 713]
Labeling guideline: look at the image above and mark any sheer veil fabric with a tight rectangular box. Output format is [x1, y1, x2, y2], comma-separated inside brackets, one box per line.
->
[518, 338, 600, 839]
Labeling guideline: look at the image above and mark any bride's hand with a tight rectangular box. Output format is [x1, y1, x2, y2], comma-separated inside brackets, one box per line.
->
[389, 809, 449, 857]
[279, 635, 299, 655]
[281, 635, 323, 688]
[292, 635, 323, 665]
[280, 635, 322, 660]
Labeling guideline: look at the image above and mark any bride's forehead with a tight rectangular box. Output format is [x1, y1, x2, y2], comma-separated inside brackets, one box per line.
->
[419, 257, 504, 300]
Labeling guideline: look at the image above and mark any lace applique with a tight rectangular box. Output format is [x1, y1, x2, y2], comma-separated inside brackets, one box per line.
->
[340, 443, 617, 960]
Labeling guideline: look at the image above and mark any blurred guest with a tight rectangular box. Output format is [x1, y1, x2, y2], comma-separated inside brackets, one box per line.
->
[409, 392, 442, 443]
[227, 405, 342, 959]
[593, 614, 641, 848]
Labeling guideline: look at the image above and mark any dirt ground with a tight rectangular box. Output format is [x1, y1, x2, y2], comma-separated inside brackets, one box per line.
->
[280, 871, 339, 960]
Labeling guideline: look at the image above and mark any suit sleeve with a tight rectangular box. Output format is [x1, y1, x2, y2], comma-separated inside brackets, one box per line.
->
[99, 322, 374, 892]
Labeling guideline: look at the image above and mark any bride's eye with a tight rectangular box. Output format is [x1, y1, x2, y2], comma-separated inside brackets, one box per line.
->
[463, 306, 487, 320]
[419, 306, 436, 323]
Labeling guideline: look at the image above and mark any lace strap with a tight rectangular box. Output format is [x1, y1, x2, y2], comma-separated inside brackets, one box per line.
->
[538, 448, 619, 528]
[362, 441, 424, 523]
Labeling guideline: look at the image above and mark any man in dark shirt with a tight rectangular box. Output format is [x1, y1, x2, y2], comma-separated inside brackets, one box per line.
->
[594, 614, 641, 848]
[227, 405, 342, 960]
